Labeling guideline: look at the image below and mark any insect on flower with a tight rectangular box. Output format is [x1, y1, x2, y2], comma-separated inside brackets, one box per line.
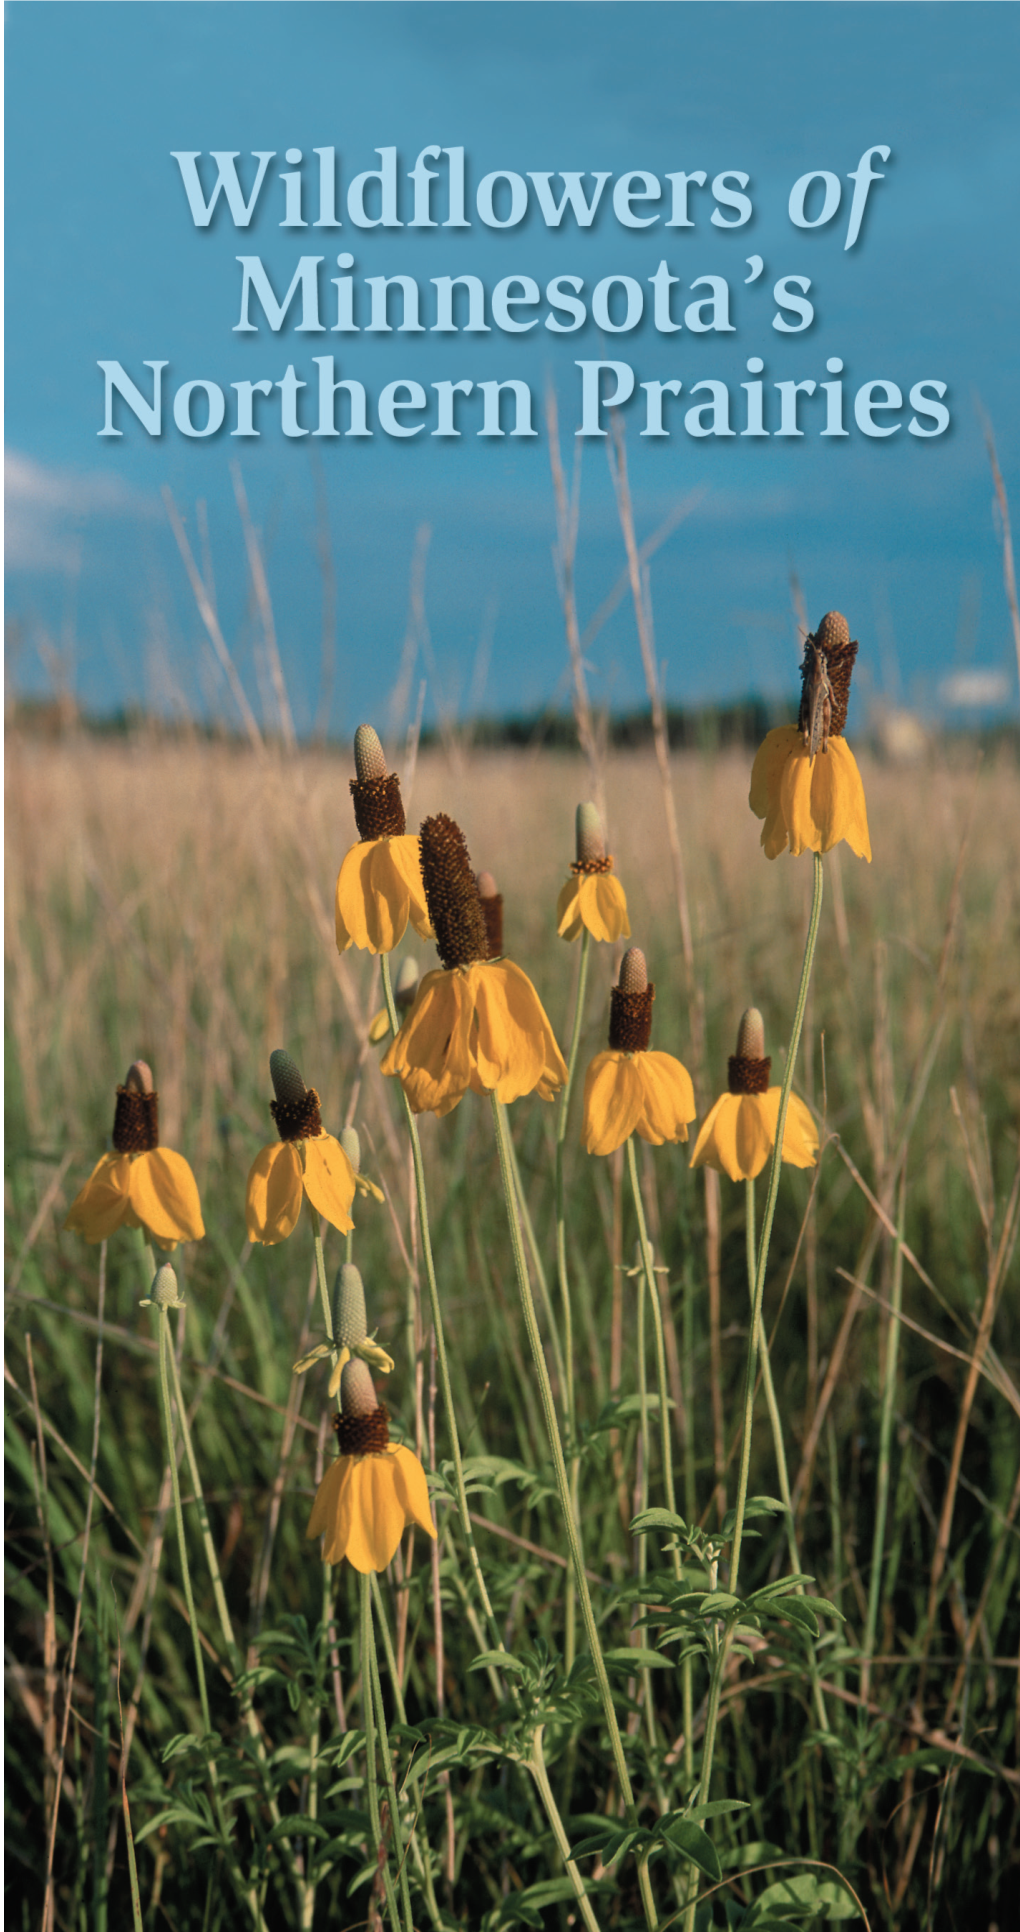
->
[799, 634, 833, 757]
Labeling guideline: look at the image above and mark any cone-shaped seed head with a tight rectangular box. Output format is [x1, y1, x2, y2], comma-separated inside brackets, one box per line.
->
[354, 724, 387, 783]
[576, 802, 605, 865]
[619, 947, 648, 994]
[338, 1126, 361, 1174]
[340, 1356, 378, 1417]
[335, 1262, 368, 1347]
[152, 1263, 179, 1308]
[125, 1060, 154, 1094]
[815, 611, 850, 652]
[270, 1050, 306, 1106]
[736, 1007, 766, 1060]
[476, 870, 498, 899]
[395, 956, 420, 1005]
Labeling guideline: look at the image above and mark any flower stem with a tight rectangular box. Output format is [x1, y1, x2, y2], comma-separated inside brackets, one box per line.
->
[556, 926, 591, 1676]
[366, 1581, 415, 1932]
[526, 1727, 603, 1932]
[379, 954, 501, 1648]
[491, 1094, 658, 1932]
[361, 1572, 402, 1932]
[695, 848, 824, 1814]
[626, 1138, 681, 1544]
[155, 1308, 265, 1930]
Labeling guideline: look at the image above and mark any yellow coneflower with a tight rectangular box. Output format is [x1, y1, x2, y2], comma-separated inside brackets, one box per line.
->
[306, 1359, 436, 1573]
[335, 725, 434, 954]
[689, 1008, 818, 1182]
[750, 612, 871, 861]
[382, 814, 567, 1116]
[64, 1061, 204, 1252]
[246, 1051, 356, 1244]
[581, 949, 696, 1156]
[556, 802, 631, 943]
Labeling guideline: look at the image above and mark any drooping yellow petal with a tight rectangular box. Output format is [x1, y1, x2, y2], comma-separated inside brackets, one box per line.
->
[335, 836, 432, 954]
[633, 1051, 696, 1146]
[383, 834, 434, 940]
[472, 959, 565, 1103]
[581, 1051, 646, 1156]
[586, 873, 631, 943]
[750, 727, 801, 858]
[390, 1444, 437, 1540]
[344, 1454, 409, 1572]
[382, 968, 474, 1114]
[778, 741, 822, 858]
[756, 1089, 819, 1169]
[307, 1457, 347, 1546]
[819, 739, 871, 860]
[689, 1093, 743, 1180]
[128, 1148, 205, 1248]
[64, 1152, 133, 1242]
[556, 877, 584, 941]
[246, 1141, 303, 1244]
[301, 1134, 356, 1236]
[733, 1095, 775, 1179]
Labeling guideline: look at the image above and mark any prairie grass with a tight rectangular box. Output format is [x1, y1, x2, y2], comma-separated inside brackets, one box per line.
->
[5, 721, 1020, 1931]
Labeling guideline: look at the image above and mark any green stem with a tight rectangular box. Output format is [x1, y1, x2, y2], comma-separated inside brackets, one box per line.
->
[361, 1573, 402, 1932]
[696, 849, 824, 1812]
[366, 1584, 415, 1932]
[370, 1576, 444, 1929]
[491, 1095, 658, 1932]
[557, 928, 591, 1677]
[312, 1216, 335, 1343]
[156, 1310, 264, 1931]
[861, 1170, 905, 1696]
[526, 1727, 603, 1932]
[380, 954, 501, 1650]
[626, 1139, 681, 1539]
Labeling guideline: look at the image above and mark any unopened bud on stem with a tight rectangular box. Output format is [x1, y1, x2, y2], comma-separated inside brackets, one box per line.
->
[354, 724, 387, 783]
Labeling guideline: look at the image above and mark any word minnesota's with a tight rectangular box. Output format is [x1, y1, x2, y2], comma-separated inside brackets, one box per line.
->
[98, 357, 950, 441]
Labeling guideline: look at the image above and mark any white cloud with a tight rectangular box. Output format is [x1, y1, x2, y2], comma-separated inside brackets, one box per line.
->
[4, 450, 157, 571]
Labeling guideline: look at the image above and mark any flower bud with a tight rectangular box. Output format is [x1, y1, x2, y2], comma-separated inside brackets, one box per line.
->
[354, 724, 387, 783]
[340, 1356, 379, 1417]
[338, 1126, 361, 1173]
[735, 1007, 765, 1060]
[152, 1263, 180, 1309]
[125, 1060, 154, 1095]
[619, 947, 648, 994]
[270, 1050, 306, 1106]
[334, 1262, 368, 1349]
[575, 802, 606, 866]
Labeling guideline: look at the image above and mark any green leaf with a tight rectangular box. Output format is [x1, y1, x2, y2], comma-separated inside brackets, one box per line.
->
[603, 1646, 673, 1669]
[266, 1815, 331, 1846]
[661, 1820, 721, 1883]
[777, 1598, 820, 1638]
[469, 1649, 528, 1674]
[630, 1507, 688, 1536]
[682, 1800, 750, 1823]
[751, 1872, 861, 1920]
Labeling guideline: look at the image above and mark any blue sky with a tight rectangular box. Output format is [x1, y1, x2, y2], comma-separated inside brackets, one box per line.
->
[5, 2, 1019, 736]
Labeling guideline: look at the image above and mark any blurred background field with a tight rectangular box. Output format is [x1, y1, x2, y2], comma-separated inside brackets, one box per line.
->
[5, 710, 1019, 1928]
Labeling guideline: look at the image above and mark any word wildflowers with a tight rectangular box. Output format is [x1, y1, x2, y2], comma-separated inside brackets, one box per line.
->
[382, 812, 567, 1114]
[582, 947, 696, 1155]
[750, 610, 871, 860]
[64, 1060, 204, 1251]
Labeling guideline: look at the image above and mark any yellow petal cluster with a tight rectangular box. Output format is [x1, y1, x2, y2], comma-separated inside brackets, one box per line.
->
[64, 1149, 204, 1251]
[306, 1443, 436, 1572]
[246, 1134, 356, 1244]
[335, 836, 434, 954]
[381, 959, 567, 1116]
[689, 1088, 818, 1183]
[556, 871, 631, 944]
[582, 1049, 696, 1157]
[750, 728, 871, 861]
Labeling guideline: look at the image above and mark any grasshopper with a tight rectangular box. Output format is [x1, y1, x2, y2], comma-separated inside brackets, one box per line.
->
[799, 637, 833, 756]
